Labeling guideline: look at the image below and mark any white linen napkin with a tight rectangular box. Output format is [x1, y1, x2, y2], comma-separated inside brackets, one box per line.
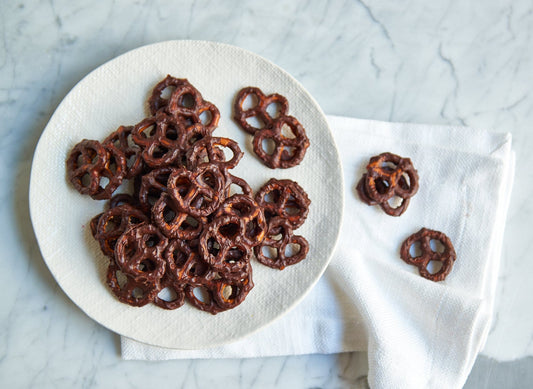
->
[121, 115, 515, 389]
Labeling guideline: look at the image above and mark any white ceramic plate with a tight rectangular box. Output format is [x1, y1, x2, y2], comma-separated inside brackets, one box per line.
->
[29, 41, 343, 349]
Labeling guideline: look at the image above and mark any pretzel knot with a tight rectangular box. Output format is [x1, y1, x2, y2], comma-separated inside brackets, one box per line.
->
[114, 223, 168, 284]
[167, 165, 226, 218]
[254, 217, 309, 270]
[103, 125, 143, 179]
[255, 178, 311, 229]
[198, 214, 251, 273]
[137, 166, 176, 213]
[252, 116, 310, 169]
[400, 228, 456, 282]
[152, 193, 206, 240]
[233, 86, 289, 134]
[106, 263, 161, 307]
[357, 152, 419, 216]
[66, 139, 127, 200]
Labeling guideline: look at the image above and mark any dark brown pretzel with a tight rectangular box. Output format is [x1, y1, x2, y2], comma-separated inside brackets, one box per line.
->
[211, 263, 254, 310]
[198, 214, 251, 273]
[106, 263, 161, 307]
[152, 193, 206, 240]
[357, 152, 419, 216]
[138, 167, 177, 213]
[400, 228, 456, 282]
[167, 82, 220, 133]
[114, 223, 169, 283]
[225, 174, 252, 197]
[94, 204, 148, 257]
[215, 194, 267, 246]
[187, 136, 243, 170]
[167, 165, 226, 218]
[233, 87, 289, 134]
[255, 178, 311, 229]
[67, 140, 127, 200]
[148, 75, 189, 115]
[254, 217, 309, 270]
[103, 125, 143, 179]
[252, 115, 309, 169]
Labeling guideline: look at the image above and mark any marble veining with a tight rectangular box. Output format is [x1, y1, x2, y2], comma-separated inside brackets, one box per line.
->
[1, 0, 532, 387]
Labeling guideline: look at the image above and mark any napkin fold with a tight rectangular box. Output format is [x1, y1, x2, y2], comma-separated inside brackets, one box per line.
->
[122, 115, 514, 389]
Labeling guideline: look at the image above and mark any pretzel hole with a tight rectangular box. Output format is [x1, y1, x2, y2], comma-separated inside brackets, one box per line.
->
[219, 222, 240, 239]
[380, 161, 398, 172]
[147, 189, 162, 207]
[160, 86, 176, 100]
[199, 110, 213, 126]
[140, 124, 157, 139]
[266, 102, 283, 119]
[170, 248, 188, 267]
[103, 216, 119, 233]
[375, 178, 390, 194]
[151, 145, 170, 159]
[426, 260, 443, 275]
[430, 239, 445, 254]
[131, 287, 146, 299]
[242, 93, 259, 110]
[215, 145, 235, 163]
[129, 216, 144, 225]
[179, 93, 196, 109]
[163, 207, 176, 223]
[207, 237, 221, 255]
[81, 173, 92, 187]
[126, 154, 138, 169]
[220, 284, 235, 301]
[138, 259, 156, 272]
[386, 195, 404, 209]
[163, 125, 180, 141]
[246, 220, 264, 239]
[280, 123, 296, 139]
[126, 133, 137, 148]
[263, 189, 281, 204]
[284, 205, 301, 216]
[284, 243, 301, 257]
[227, 182, 244, 196]
[409, 241, 423, 258]
[246, 115, 265, 130]
[99, 176, 110, 189]
[157, 286, 178, 302]
[261, 138, 276, 155]
[226, 247, 245, 263]
[192, 286, 211, 304]
[181, 216, 200, 230]
[270, 232, 283, 241]
[261, 245, 278, 259]
[145, 235, 161, 248]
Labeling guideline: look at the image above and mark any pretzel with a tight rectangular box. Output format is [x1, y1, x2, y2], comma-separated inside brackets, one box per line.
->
[106, 263, 161, 307]
[255, 178, 311, 229]
[114, 223, 168, 283]
[224, 174, 252, 197]
[357, 152, 419, 216]
[103, 125, 143, 178]
[400, 228, 456, 282]
[211, 263, 254, 310]
[186, 136, 243, 170]
[148, 75, 189, 115]
[152, 193, 206, 240]
[167, 81, 220, 133]
[167, 165, 226, 218]
[254, 217, 309, 270]
[233, 87, 289, 134]
[215, 194, 267, 246]
[67, 140, 127, 200]
[252, 115, 309, 169]
[137, 166, 176, 213]
[94, 204, 148, 257]
[198, 214, 251, 273]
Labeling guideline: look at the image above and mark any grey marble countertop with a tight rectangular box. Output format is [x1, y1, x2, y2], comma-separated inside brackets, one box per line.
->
[1, 0, 532, 387]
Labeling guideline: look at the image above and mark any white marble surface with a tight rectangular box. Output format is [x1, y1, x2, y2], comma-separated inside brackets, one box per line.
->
[1, 0, 532, 387]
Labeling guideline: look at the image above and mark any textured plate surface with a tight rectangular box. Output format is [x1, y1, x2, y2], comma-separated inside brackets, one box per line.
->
[29, 40, 343, 349]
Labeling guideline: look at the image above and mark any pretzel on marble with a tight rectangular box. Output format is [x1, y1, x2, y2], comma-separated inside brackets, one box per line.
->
[400, 228, 456, 282]
[252, 115, 309, 169]
[254, 217, 309, 270]
[233, 87, 289, 134]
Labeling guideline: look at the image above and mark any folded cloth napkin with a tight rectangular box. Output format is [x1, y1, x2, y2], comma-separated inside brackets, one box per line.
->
[122, 115, 515, 389]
